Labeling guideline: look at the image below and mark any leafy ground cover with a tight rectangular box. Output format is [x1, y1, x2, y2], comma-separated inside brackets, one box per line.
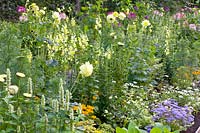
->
[0, 1, 200, 133]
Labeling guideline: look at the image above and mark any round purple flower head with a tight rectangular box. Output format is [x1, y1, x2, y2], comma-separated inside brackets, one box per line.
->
[134, 6, 138, 11]
[163, 6, 170, 12]
[17, 6, 26, 13]
[128, 12, 136, 19]
[144, 15, 149, 19]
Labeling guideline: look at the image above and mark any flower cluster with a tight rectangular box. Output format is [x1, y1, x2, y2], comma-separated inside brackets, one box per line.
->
[151, 99, 194, 127]
[106, 11, 126, 23]
[73, 104, 95, 116]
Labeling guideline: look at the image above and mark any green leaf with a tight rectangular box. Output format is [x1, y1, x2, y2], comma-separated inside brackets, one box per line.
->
[150, 127, 162, 133]
[116, 127, 127, 133]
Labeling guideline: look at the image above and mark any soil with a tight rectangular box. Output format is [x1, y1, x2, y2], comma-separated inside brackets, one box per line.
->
[181, 112, 200, 133]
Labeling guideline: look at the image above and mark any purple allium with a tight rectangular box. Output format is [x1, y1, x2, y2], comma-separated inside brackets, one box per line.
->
[17, 6, 26, 13]
[151, 99, 194, 127]
[128, 12, 136, 19]
[163, 6, 170, 12]
[144, 15, 149, 19]
[134, 6, 138, 11]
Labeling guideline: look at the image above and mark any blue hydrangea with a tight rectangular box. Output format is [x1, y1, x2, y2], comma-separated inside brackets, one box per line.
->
[151, 99, 194, 127]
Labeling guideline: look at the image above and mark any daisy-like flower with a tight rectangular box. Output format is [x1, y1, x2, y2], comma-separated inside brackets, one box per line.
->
[79, 62, 93, 77]
[107, 14, 116, 23]
[118, 12, 126, 20]
[16, 72, 25, 78]
[141, 19, 151, 28]
[8, 85, 19, 95]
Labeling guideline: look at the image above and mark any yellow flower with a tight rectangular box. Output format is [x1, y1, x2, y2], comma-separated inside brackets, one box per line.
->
[23, 93, 32, 98]
[113, 11, 119, 17]
[8, 85, 19, 95]
[30, 3, 39, 12]
[141, 19, 151, 28]
[16, 72, 25, 78]
[39, 10, 45, 15]
[107, 14, 116, 23]
[82, 111, 89, 115]
[73, 106, 79, 111]
[91, 115, 96, 119]
[92, 96, 97, 101]
[80, 62, 93, 77]
[118, 12, 126, 20]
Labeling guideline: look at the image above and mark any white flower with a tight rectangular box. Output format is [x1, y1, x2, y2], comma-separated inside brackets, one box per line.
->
[118, 42, 125, 46]
[52, 11, 60, 20]
[39, 10, 45, 15]
[79, 62, 93, 77]
[16, 72, 25, 78]
[118, 12, 126, 20]
[141, 20, 151, 28]
[23, 93, 32, 98]
[107, 14, 116, 23]
[8, 85, 19, 95]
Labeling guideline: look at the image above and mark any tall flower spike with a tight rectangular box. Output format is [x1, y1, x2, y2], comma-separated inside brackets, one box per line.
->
[27, 77, 33, 95]
[59, 78, 65, 108]
[52, 99, 59, 113]
[70, 108, 75, 132]
[8, 104, 14, 113]
[17, 126, 21, 133]
[6, 68, 11, 91]
[35, 104, 40, 115]
[41, 95, 46, 108]
[17, 107, 22, 117]
[65, 89, 70, 111]
[44, 113, 48, 125]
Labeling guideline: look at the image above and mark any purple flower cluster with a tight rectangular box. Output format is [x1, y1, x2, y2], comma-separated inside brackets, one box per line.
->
[17, 6, 26, 13]
[152, 99, 194, 126]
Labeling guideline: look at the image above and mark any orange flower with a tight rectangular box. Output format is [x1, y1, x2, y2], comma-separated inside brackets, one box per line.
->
[87, 108, 94, 113]
[82, 111, 89, 115]
[73, 106, 79, 111]
[81, 104, 87, 110]
[87, 105, 94, 110]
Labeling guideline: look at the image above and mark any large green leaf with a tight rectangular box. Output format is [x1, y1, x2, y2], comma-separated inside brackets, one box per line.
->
[116, 127, 128, 133]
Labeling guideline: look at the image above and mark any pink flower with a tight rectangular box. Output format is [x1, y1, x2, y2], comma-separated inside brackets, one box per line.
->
[59, 13, 67, 20]
[107, 12, 113, 15]
[173, 12, 185, 20]
[189, 24, 197, 31]
[19, 15, 28, 22]
[127, 12, 136, 19]
[17, 6, 26, 13]
[153, 10, 163, 16]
